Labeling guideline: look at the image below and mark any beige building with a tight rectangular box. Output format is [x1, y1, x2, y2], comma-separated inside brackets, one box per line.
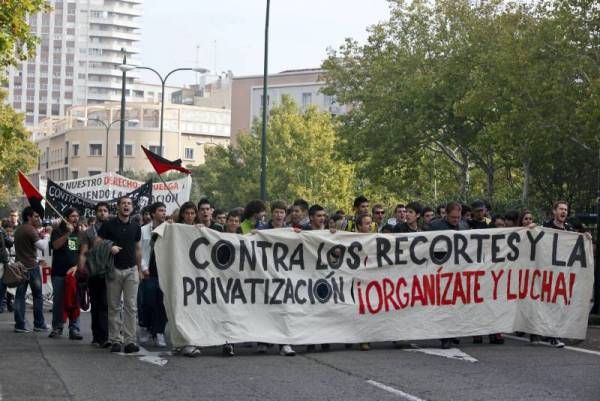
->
[230, 68, 347, 144]
[30, 102, 230, 182]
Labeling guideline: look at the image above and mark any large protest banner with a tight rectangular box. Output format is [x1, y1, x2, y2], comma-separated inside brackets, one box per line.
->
[45, 179, 152, 218]
[40, 172, 191, 214]
[154, 225, 594, 347]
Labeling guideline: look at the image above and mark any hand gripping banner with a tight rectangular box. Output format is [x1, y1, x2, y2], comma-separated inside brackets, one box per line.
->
[153, 225, 594, 347]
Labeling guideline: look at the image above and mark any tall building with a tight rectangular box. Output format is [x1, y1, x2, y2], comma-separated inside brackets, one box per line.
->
[230, 68, 348, 144]
[5, 0, 145, 126]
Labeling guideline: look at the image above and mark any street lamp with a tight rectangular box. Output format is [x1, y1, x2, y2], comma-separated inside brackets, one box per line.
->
[78, 117, 139, 172]
[117, 49, 135, 174]
[119, 64, 209, 157]
[260, 0, 271, 201]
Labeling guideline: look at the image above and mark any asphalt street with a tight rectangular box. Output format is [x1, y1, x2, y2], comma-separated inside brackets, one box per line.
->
[1, 307, 599, 401]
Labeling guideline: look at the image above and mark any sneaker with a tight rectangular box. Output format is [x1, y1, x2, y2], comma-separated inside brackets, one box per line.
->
[549, 338, 565, 348]
[181, 345, 201, 357]
[529, 335, 542, 345]
[33, 324, 49, 332]
[222, 343, 235, 356]
[473, 336, 483, 344]
[257, 343, 268, 354]
[48, 329, 63, 338]
[110, 343, 122, 353]
[280, 344, 296, 356]
[154, 333, 167, 348]
[359, 342, 370, 351]
[91, 341, 100, 347]
[14, 327, 31, 333]
[101, 341, 112, 349]
[124, 343, 140, 354]
[69, 331, 83, 340]
[441, 339, 452, 349]
[138, 327, 151, 344]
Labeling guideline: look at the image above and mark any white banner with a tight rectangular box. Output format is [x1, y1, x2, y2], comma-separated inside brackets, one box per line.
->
[40, 172, 191, 214]
[154, 225, 594, 347]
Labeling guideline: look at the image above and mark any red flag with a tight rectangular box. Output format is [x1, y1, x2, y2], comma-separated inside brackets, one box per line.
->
[17, 171, 45, 217]
[141, 146, 192, 175]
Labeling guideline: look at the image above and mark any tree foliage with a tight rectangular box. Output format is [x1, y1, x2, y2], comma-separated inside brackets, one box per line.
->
[190, 97, 355, 211]
[0, 0, 51, 76]
[0, 0, 49, 206]
[322, 0, 599, 212]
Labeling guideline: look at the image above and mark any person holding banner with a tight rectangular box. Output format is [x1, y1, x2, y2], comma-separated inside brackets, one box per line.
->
[140, 202, 168, 348]
[48, 208, 85, 340]
[97, 197, 142, 354]
[175, 201, 203, 357]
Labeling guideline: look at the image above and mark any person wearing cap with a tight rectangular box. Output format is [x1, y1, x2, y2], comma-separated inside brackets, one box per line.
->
[468, 200, 490, 230]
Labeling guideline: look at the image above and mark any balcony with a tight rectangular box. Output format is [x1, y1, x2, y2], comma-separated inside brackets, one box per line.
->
[88, 29, 140, 41]
[89, 16, 141, 29]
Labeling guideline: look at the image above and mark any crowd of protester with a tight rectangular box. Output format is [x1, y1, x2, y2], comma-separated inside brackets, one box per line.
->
[0, 195, 593, 357]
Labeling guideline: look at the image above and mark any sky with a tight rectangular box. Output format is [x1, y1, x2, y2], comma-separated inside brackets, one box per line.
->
[138, 0, 391, 85]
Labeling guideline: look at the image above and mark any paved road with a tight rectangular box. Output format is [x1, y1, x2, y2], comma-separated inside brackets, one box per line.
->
[1, 308, 599, 401]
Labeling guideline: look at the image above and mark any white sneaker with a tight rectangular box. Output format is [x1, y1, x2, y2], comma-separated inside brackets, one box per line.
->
[257, 343, 268, 354]
[280, 344, 296, 356]
[155, 333, 167, 347]
[138, 327, 151, 344]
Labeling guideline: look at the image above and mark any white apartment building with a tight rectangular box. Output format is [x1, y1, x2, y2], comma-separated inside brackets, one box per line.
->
[4, 0, 155, 126]
[30, 102, 231, 182]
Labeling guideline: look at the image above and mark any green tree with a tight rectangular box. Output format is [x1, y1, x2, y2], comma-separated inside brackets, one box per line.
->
[1, 0, 51, 76]
[323, 0, 599, 212]
[0, 90, 39, 204]
[190, 96, 355, 211]
[0, 0, 50, 206]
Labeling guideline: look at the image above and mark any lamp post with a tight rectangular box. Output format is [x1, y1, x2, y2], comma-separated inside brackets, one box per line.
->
[260, 0, 271, 202]
[81, 118, 139, 172]
[117, 49, 134, 174]
[119, 64, 209, 157]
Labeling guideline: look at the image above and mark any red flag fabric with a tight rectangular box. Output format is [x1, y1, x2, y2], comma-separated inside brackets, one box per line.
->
[17, 171, 45, 217]
[141, 146, 192, 175]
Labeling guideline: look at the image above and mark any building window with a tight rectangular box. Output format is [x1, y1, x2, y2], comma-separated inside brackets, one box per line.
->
[72, 143, 79, 157]
[88, 170, 101, 176]
[116, 144, 133, 156]
[302, 92, 312, 108]
[149, 145, 162, 155]
[184, 148, 194, 160]
[71, 170, 78, 179]
[89, 143, 102, 156]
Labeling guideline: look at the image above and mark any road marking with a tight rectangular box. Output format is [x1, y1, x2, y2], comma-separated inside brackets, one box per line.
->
[504, 334, 600, 357]
[116, 345, 170, 366]
[366, 379, 426, 401]
[404, 345, 478, 362]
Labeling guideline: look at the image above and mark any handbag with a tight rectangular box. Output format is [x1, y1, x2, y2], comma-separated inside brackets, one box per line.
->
[2, 261, 30, 288]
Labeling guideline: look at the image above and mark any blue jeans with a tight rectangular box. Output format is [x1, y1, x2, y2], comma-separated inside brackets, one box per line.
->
[51, 276, 80, 333]
[14, 265, 45, 330]
[0, 279, 6, 310]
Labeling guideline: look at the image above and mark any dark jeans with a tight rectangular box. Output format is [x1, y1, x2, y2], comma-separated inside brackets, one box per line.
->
[51, 276, 80, 333]
[88, 275, 108, 343]
[141, 277, 167, 335]
[14, 265, 45, 330]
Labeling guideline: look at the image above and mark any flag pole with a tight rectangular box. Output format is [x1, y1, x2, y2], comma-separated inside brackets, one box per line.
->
[156, 174, 182, 209]
[18, 171, 68, 224]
